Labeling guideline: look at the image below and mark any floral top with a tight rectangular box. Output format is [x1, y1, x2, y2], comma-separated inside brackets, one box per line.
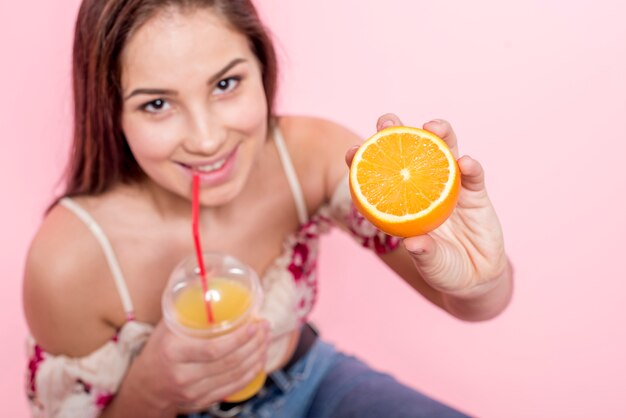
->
[25, 128, 400, 417]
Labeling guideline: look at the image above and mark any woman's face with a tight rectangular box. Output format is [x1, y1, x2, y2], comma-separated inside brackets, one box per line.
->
[120, 7, 268, 206]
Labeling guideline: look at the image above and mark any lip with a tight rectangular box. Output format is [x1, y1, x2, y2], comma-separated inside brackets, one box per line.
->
[177, 145, 239, 187]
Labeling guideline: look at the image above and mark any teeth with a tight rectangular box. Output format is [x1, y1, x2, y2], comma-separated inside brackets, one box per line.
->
[195, 158, 226, 172]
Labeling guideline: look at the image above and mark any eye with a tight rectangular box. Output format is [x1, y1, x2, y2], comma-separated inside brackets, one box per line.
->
[213, 77, 240, 95]
[141, 98, 171, 113]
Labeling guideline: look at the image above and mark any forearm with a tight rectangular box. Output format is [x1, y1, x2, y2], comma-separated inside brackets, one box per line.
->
[441, 258, 514, 321]
[100, 354, 178, 418]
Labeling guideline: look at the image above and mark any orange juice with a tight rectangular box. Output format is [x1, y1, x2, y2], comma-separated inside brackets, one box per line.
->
[172, 277, 266, 402]
[174, 279, 252, 330]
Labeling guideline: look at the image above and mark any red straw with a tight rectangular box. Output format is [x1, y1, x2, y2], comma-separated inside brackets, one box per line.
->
[192, 174, 214, 324]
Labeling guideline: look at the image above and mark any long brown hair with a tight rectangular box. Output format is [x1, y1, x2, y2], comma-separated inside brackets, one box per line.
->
[64, 0, 278, 198]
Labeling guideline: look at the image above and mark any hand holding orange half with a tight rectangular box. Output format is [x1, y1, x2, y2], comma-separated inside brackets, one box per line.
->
[347, 114, 509, 298]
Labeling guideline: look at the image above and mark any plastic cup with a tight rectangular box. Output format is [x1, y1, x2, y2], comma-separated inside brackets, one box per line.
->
[162, 252, 265, 402]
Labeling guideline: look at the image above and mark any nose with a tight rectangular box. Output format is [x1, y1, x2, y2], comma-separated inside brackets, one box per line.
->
[182, 109, 226, 155]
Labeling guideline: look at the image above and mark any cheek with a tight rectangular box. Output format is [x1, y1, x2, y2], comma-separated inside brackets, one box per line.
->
[219, 84, 268, 133]
[122, 115, 179, 161]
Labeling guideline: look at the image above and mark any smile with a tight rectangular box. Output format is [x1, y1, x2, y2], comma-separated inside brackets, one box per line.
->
[194, 157, 228, 173]
[177, 145, 240, 187]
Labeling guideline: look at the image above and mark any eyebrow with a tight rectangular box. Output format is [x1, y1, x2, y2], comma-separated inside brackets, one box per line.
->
[123, 58, 248, 100]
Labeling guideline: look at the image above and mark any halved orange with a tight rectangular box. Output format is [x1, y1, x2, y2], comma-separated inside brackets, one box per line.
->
[349, 126, 460, 237]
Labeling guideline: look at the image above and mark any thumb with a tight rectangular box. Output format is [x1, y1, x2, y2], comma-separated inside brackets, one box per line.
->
[403, 234, 439, 268]
[458, 155, 486, 192]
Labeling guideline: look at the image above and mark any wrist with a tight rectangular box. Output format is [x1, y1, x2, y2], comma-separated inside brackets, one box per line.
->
[441, 258, 513, 321]
[133, 349, 178, 413]
[108, 348, 177, 417]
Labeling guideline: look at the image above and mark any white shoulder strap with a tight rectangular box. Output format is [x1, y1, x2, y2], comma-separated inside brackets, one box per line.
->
[273, 126, 309, 224]
[59, 198, 135, 319]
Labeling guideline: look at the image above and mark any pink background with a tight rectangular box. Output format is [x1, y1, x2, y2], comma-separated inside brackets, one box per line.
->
[2, 0, 625, 416]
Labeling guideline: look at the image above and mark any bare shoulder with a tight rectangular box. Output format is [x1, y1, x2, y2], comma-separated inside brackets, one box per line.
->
[23, 199, 121, 357]
[278, 115, 361, 153]
[277, 115, 363, 201]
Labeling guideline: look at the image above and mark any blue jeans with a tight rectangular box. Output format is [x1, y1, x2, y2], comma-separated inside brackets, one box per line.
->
[186, 339, 471, 418]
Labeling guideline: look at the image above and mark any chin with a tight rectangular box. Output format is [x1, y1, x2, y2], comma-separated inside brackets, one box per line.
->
[197, 177, 246, 207]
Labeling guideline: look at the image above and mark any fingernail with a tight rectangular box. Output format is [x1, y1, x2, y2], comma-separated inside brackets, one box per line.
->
[247, 323, 257, 336]
[406, 244, 426, 255]
[381, 120, 394, 129]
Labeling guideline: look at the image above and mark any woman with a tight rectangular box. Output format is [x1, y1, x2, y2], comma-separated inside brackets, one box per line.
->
[23, 0, 513, 416]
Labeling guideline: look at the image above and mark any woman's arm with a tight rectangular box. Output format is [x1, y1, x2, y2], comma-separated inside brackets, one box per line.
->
[379, 247, 513, 321]
[97, 326, 179, 418]
[98, 320, 269, 418]
[311, 114, 513, 321]
[23, 205, 269, 417]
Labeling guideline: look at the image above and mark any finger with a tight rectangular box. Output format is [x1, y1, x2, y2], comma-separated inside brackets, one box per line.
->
[403, 233, 454, 282]
[403, 234, 457, 293]
[422, 119, 459, 158]
[180, 320, 268, 362]
[180, 358, 266, 414]
[458, 155, 485, 192]
[181, 337, 267, 409]
[199, 353, 266, 406]
[173, 323, 268, 387]
[376, 113, 403, 131]
[403, 234, 438, 262]
[345, 145, 360, 167]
